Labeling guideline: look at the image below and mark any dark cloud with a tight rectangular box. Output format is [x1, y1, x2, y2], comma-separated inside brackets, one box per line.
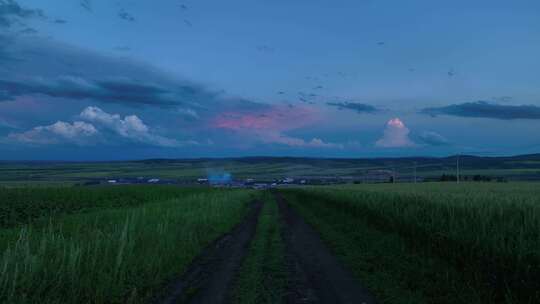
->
[118, 9, 135, 22]
[0, 77, 181, 106]
[419, 131, 450, 146]
[326, 101, 379, 114]
[421, 101, 540, 120]
[54, 19, 67, 24]
[0, 0, 44, 28]
[0, 36, 268, 114]
[0, 34, 17, 63]
[17, 27, 36, 35]
[80, 0, 92, 12]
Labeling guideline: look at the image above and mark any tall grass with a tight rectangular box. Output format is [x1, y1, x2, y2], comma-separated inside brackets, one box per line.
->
[281, 183, 540, 303]
[0, 186, 204, 227]
[0, 189, 254, 303]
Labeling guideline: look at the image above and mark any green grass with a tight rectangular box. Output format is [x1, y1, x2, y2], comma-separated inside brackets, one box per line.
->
[280, 183, 540, 304]
[232, 191, 287, 304]
[0, 187, 256, 303]
[0, 186, 206, 227]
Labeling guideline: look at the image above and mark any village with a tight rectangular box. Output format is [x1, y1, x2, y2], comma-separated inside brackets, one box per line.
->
[90, 169, 426, 188]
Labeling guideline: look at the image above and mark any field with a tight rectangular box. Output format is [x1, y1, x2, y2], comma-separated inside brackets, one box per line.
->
[0, 186, 256, 303]
[280, 183, 540, 303]
[2, 154, 540, 186]
[0, 181, 538, 303]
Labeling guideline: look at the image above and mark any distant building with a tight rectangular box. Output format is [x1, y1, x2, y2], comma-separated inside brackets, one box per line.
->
[197, 178, 209, 184]
[282, 177, 294, 183]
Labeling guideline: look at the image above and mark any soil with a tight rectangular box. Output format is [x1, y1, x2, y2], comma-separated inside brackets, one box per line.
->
[155, 200, 263, 304]
[274, 192, 377, 304]
[154, 193, 377, 304]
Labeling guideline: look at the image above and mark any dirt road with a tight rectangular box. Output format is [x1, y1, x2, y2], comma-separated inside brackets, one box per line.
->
[156, 200, 263, 304]
[155, 194, 376, 304]
[275, 192, 377, 304]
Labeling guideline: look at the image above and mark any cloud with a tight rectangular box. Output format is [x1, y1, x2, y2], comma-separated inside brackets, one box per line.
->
[8, 121, 97, 145]
[0, 0, 44, 28]
[0, 76, 180, 106]
[375, 118, 416, 148]
[0, 36, 267, 114]
[17, 27, 36, 35]
[421, 101, 540, 120]
[213, 106, 317, 131]
[80, 0, 92, 12]
[213, 105, 342, 149]
[118, 9, 135, 22]
[0, 116, 17, 128]
[261, 132, 343, 149]
[7, 106, 196, 147]
[80, 106, 188, 147]
[419, 131, 450, 146]
[326, 102, 379, 114]
[177, 108, 200, 120]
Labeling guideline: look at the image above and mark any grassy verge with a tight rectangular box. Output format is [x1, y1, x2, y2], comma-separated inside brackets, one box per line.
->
[280, 183, 540, 304]
[0, 189, 255, 304]
[232, 191, 287, 304]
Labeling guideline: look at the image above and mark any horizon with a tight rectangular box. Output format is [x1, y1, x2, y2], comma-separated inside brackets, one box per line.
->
[1, 0, 539, 160]
[1, 151, 539, 163]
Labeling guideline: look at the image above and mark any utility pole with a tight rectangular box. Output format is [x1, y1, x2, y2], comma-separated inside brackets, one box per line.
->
[456, 154, 460, 184]
[414, 161, 417, 184]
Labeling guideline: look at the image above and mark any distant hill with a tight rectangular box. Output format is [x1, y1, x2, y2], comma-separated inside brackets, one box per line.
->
[2, 153, 540, 185]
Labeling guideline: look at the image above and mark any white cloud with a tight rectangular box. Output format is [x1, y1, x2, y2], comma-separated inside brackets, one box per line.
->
[257, 131, 343, 149]
[80, 106, 191, 147]
[8, 121, 97, 144]
[6, 106, 197, 147]
[375, 118, 416, 148]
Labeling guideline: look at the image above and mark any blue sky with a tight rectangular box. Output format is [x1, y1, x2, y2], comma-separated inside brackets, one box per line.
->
[0, 0, 539, 160]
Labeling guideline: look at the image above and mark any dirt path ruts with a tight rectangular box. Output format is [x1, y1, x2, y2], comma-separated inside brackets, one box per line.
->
[274, 192, 377, 304]
[155, 200, 263, 304]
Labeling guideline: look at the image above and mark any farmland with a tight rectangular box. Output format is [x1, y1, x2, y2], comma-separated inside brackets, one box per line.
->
[0, 180, 538, 303]
[280, 183, 540, 303]
[0, 186, 256, 303]
[2, 154, 540, 187]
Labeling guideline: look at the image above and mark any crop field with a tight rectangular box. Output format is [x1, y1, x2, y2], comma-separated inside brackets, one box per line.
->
[280, 183, 540, 303]
[0, 182, 538, 303]
[0, 186, 256, 303]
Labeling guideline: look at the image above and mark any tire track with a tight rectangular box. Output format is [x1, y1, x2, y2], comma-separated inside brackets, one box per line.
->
[274, 192, 377, 304]
[155, 200, 263, 304]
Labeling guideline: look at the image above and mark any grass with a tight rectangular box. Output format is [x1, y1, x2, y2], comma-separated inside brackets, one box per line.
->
[280, 182, 540, 304]
[0, 186, 206, 227]
[0, 186, 255, 303]
[232, 191, 287, 304]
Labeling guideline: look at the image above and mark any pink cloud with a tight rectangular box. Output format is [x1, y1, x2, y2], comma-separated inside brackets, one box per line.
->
[375, 118, 416, 148]
[212, 105, 341, 148]
[213, 105, 317, 131]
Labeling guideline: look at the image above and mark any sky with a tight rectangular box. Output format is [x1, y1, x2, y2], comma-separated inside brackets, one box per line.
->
[0, 0, 539, 160]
